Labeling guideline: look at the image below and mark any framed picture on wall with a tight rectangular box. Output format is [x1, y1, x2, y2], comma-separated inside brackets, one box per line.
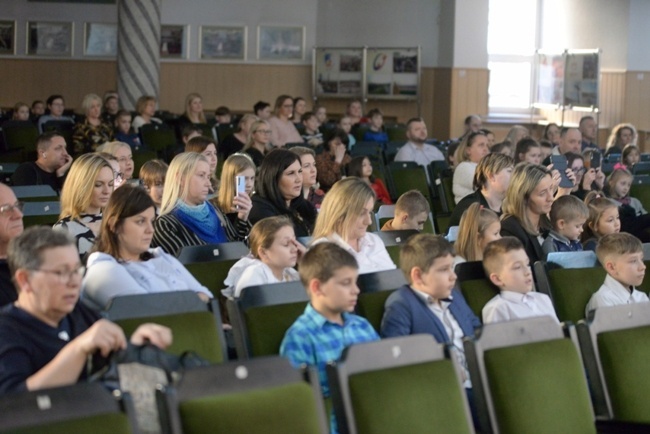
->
[257, 25, 304, 61]
[27, 21, 73, 56]
[199, 25, 246, 60]
[84, 23, 117, 57]
[160, 25, 187, 59]
[0, 21, 16, 55]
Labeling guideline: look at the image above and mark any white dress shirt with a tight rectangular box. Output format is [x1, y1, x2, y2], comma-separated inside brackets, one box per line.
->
[394, 141, 445, 167]
[312, 232, 396, 274]
[585, 274, 650, 316]
[482, 290, 559, 324]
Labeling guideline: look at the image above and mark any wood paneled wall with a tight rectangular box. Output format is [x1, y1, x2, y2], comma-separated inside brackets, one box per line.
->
[624, 71, 650, 133]
[449, 68, 489, 139]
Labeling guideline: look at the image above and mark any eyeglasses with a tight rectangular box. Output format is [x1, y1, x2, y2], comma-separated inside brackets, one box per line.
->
[255, 130, 272, 134]
[30, 266, 86, 284]
[0, 201, 24, 216]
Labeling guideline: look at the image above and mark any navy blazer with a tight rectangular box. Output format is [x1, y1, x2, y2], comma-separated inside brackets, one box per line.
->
[380, 285, 481, 343]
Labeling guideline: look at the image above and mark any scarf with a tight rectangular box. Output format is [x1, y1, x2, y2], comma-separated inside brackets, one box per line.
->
[173, 200, 227, 244]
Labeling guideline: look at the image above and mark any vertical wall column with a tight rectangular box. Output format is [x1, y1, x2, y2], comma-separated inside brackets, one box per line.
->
[117, 0, 161, 110]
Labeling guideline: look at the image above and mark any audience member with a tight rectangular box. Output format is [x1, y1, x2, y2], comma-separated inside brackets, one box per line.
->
[362, 109, 388, 143]
[542, 194, 589, 256]
[515, 138, 542, 165]
[12, 132, 72, 193]
[292, 97, 307, 125]
[253, 101, 272, 120]
[315, 128, 351, 192]
[381, 190, 430, 231]
[454, 203, 500, 264]
[346, 99, 365, 125]
[460, 114, 482, 140]
[338, 116, 356, 150]
[346, 155, 392, 205]
[181, 124, 203, 147]
[72, 93, 114, 154]
[0, 226, 172, 394]
[101, 92, 119, 125]
[177, 93, 207, 133]
[579, 116, 599, 151]
[503, 125, 529, 147]
[452, 131, 490, 204]
[543, 123, 561, 146]
[113, 109, 141, 150]
[581, 192, 620, 251]
[394, 118, 444, 167]
[301, 112, 323, 147]
[214, 106, 232, 125]
[314, 105, 328, 127]
[268, 95, 303, 148]
[550, 127, 582, 159]
[100, 141, 134, 181]
[216, 153, 256, 216]
[539, 139, 554, 161]
[605, 123, 637, 156]
[37, 95, 74, 133]
[11, 102, 30, 121]
[290, 146, 324, 210]
[617, 144, 640, 171]
[243, 119, 271, 167]
[312, 177, 395, 273]
[30, 100, 45, 122]
[0, 184, 23, 306]
[98, 152, 124, 190]
[54, 153, 114, 260]
[219, 114, 257, 159]
[139, 159, 168, 211]
[482, 237, 558, 324]
[131, 95, 162, 133]
[186, 135, 219, 193]
[482, 128, 495, 148]
[585, 232, 648, 316]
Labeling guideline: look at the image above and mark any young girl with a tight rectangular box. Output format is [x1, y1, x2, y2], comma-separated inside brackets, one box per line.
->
[217, 153, 256, 214]
[347, 155, 392, 205]
[608, 169, 646, 217]
[614, 144, 640, 171]
[581, 191, 621, 251]
[224, 216, 304, 298]
[454, 202, 501, 264]
[515, 138, 542, 165]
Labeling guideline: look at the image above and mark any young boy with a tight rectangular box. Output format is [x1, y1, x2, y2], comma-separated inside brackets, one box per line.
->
[280, 242, 378, 399]
[585, 232, 648, 316]
[362, 108, 388, 143]
[214, 106, 232, 125]
[482, 237, 559, 324]
[301, 112, 323, 147]
[381, 190, 430, 231]
[114, 109, 142, 150]
[381, 234, 480, 388]
[542, 194, 589, 256]
[139, 159, 168, 211]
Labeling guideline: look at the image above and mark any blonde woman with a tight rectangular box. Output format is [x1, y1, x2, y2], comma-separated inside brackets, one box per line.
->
[54, 153, 114, 259]
[72, 93, 114, 154]
[605, 123, 637, 156]
[312, 177, 395, 273]
[221, 114, 258, 159]
[243, 119, 271, 167]
[100, 141, 134, 181]
[152, 152, 251, 257]
[181, 92, 207, 125]
[131, 95, 162, 133]
[452, 131, 489, 204]
[217, 153, 256, 214]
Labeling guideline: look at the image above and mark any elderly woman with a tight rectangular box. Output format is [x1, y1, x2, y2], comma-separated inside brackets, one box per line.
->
[53, 153, 114, 260]
[131, 95, 162, 134]
[220, 114, 258, 160]
[72, 94, 114, 154]
[152, 152, 251, 257]
[267, 95, 303, 148]
[0, 226, 171, 395]
[82, 185, 213, 310]
[312, 177, 395, 273]
[100, 141, 134, 182]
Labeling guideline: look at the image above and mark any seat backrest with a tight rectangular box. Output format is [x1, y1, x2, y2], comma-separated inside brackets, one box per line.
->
[157, 357, 328, 434]
[12, 185, 58, 201]
[228, 281, 309, 359]
[328, 335, 473, 434]
[455, 261, 499, 318]
[577, 303, 650, 422]
[140, 123, 177, 151]
[1, 120, 39, 151]
[177, 242, 248, 264]
[546, 251, 599, 268]
[387, 163, 432, 210]
[465, 318, 595, 434]
[22, 201, 61, 227]
[373, 229, 418, 247]
[630, 183, 650, 211]
[0, 382, 135, 434]
[375, 204, 395, 221]
[438, 174, 455, 213]
[355, 269, 407, 332]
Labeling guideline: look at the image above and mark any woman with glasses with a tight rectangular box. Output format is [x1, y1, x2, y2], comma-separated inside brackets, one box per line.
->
[100, 141, 134, 182]
[0, 226, 172, 395]
[243, 119, 272, 167]
[219, 114, 258, 160]
[267, 95, 302, 148]
[82, 184, 213, 310]
[54, 153, 115, 261]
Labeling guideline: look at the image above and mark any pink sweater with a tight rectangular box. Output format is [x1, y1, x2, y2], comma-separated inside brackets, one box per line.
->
[268, 116, 303, 148]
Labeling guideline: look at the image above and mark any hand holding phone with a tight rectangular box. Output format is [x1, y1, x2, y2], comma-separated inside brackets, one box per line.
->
[550, 155, 574, 188]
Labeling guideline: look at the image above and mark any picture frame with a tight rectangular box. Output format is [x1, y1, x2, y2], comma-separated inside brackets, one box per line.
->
[84, 22, 117, 57]
[199, 25, 246, 60]
[257, 25, 304, 61]
[27, 21, 73, 56]
[160, 25, 187, 59]
[0, 21, 16, 55]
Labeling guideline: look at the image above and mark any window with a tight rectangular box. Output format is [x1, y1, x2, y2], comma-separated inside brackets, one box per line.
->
[487, 0, 539, 111]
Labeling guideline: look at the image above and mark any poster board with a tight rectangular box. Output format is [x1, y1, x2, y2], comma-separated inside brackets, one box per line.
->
[314, 47, 364, 98]
[365, 47, 419, 100]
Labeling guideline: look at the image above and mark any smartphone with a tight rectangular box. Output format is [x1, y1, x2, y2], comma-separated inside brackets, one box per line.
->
[550, 155, 574, 188]
[590, 152, 601, 169]
[236, 175, 246, 194]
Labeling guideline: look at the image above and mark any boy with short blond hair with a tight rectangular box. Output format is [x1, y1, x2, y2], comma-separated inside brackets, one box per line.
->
[482, 237, 559, 324]
[542, 194, 590, 256]
[381, 190, 430, 231]
[585, 232, 648, 316]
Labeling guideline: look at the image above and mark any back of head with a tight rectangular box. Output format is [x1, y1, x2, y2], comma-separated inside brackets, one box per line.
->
[8, 227, 75, 281]
[455, 203, 499, 262]
[139, 159, 168, 187]
[596, 232, 642, 266]
[549, 194, 589, 227]
[255, 149, 301, 211]
[298, 242, 358, 288]
[160, 152, 207, 215]
[100, 141, 129, 156]
[60, 153, 112, 219]
[313, 177, 375, 240]
[185, 135, 215, 153]
[395, 190, 430, 217]
[473, 152, 514, 190]
[248, 216, 293, 259]
[400, 233, 454, 283]
[94, 184, 154, 258]
[482, 236, 525, 277]
[289, 146, 315, 160]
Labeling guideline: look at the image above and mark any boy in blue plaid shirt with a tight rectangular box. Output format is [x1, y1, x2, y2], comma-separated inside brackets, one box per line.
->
[280, 242, 379, 398]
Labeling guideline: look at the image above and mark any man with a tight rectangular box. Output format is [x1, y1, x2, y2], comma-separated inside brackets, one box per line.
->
[12, 132, 73, 193]
[551, 127, 582, 157]
[0, 184, 24, 306]
[579, 116, 599, 151]
[394, 117, 445, 167]
[37, 95, 74, 133]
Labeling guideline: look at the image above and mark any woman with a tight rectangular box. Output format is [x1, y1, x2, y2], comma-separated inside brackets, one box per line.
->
[290, 146, 324, 209]
[543, 123, 561, 146]
[346, 99, 365, 125]
[72, 94, 114, 154]
[249, 149, 317, 238]
[315, 128, 351, 192]
[504, 125, 529, 147]
[217, 153, 256, 214]
[11, 102, 30, 121]
[54, 153, 114, 260]
[179, 93, 207, 128]
[220, 114, 258, 160]
[267, 95, 303, 148]
[101, 141, 134, 181]
[292, 97, 307, 126]
[243, 119, 271, 167]
[152, 153, 252, 257]
[131, 95, 162, 133]
[101, 92, 119, 125]
[452, 131, 489, 204]
[448, 153, 514, 228]
[82, 185, 213, 310]
[185, 135, 219, 193]
[312, 177, 396, 273]
[500, 163, 555, 264]
[605, 123, 637, 156]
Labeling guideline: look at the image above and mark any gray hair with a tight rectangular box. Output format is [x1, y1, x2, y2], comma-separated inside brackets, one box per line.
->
[8, 227, 75, 277]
